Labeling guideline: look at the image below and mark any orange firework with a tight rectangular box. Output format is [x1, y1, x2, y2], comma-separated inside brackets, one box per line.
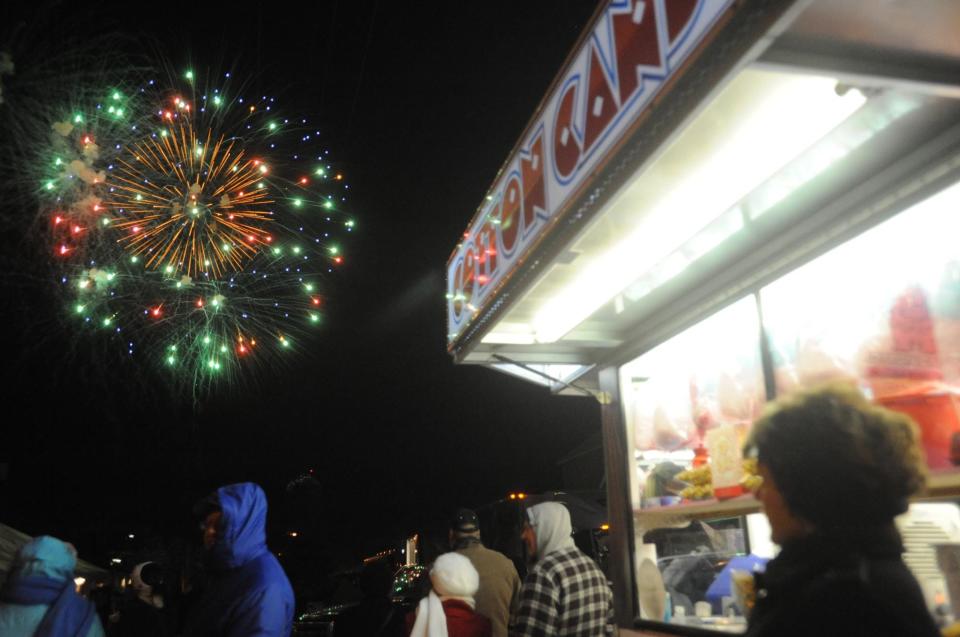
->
[110, 117, 274, 277]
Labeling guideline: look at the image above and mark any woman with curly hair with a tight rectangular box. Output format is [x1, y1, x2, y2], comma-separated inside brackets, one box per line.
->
[742, 383, 940, 637]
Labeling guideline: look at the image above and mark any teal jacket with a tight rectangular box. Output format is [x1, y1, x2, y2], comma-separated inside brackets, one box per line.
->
[0, 536, 106, 637]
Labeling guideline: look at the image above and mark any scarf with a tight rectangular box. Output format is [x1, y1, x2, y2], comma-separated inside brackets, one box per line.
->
[409, 591, 449, 637]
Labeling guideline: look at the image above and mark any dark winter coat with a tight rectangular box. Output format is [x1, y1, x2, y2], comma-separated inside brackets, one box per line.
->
[112, 596, 171, 637]
[745, 524, 940, 637]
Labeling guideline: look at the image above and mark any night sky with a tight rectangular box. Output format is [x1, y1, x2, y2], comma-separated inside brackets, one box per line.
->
[1, 1, 603, 566]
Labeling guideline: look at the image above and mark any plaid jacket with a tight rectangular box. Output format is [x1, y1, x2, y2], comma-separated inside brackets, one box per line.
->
[513, 546, 614, 637]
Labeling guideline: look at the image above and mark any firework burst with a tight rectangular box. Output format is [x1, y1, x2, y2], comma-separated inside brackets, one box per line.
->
[111, 116, 275, 278]
[39, 68, 355, 393]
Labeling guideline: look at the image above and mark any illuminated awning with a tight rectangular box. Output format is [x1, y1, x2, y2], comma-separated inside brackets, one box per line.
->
[446, 0, 960, 391]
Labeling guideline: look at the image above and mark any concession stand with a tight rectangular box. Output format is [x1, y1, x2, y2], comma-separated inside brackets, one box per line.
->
[445, 0, 960, 633]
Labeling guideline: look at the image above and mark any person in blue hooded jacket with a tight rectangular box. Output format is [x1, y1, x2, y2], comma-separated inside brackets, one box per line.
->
[185, 482, 295, 637]
[0, 535, 106, 637]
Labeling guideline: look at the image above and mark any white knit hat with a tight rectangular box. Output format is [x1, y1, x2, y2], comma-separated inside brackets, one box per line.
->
[410, 553, 481, 637]
[430, 552, 479, 598]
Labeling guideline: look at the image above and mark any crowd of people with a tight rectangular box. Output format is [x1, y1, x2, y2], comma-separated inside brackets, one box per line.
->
[0, 384, 948, 636]
[0, 482, 294, 637]
[398, 502, 614, 637]
[0, 487, 613, 637]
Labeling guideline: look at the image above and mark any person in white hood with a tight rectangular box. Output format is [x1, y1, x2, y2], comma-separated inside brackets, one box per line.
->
[514, 502, 614, 637]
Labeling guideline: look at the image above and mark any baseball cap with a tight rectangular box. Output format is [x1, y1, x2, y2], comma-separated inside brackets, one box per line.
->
[452, 508, 479, 533]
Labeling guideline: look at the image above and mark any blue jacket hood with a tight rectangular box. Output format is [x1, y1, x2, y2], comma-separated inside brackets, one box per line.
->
[12, 536, 77, 582]
[210, 482, 269, 570]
